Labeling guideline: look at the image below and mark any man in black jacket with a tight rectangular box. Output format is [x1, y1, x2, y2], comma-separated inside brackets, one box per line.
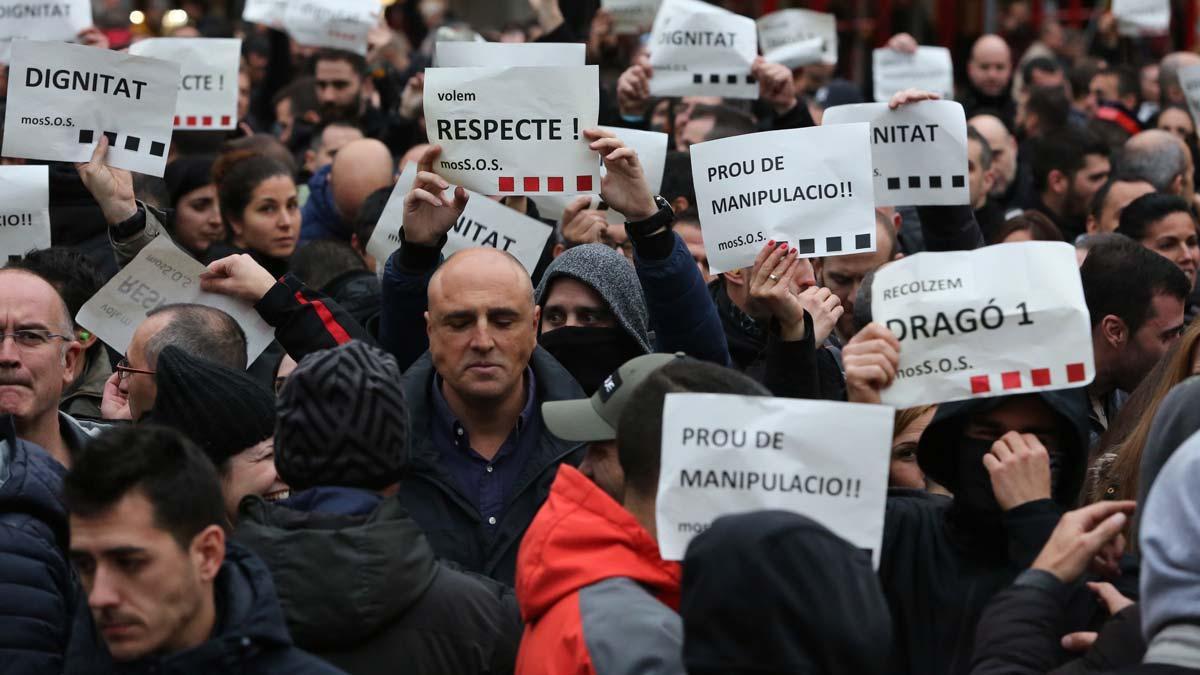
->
[235, 341, 523, 675]
[63, 425, 343, 674]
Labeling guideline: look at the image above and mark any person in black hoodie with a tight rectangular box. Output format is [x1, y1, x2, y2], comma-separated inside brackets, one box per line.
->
[845, 322, 1092, 675]
[63, 425, 344, 674]
[234, 340, 523, 675]
[681, 510, 892, 675]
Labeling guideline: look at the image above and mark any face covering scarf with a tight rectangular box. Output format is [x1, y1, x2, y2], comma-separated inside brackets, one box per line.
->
[539, 326, 645, 395]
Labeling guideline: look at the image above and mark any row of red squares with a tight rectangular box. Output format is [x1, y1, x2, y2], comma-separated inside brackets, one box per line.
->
[970, 362, 1087, 394]
[497, 176, 593, 193]
[173, 115, 234, 127]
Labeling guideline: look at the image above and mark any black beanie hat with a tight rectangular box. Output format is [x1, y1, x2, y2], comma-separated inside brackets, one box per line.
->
[275, 341, 408, 491]
[149, 345, 276, 468]
[164, 155, 216, 207]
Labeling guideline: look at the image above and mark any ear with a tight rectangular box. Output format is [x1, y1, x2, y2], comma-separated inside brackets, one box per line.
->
[1086, 213, 1099, 234]
[722, 268, 745, 287]
[350, 233, 365, 255]
[1048, 169, 1068, 196]
[303, 149, 316, 169]
[671, 196, 690, 213]
[893, 251, 905, 261]
[190, 525, 226, 584]
[60, 340, 83, 389]
[1171, 173, 1185, 195]
[1100, 314, 1127, 349]
[531, 304, 541, 332]
[983, 167, 996, 194]
[552, 243, 566, 258]
[424, 310, 432, 337]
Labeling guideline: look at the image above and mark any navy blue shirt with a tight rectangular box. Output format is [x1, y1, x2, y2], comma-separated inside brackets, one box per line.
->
[430, 369, 540, 527]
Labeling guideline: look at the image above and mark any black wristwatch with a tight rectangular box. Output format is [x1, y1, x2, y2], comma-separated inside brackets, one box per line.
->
[624, 195, 675, 238]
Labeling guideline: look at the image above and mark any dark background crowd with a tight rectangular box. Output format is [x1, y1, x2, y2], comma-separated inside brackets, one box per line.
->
[4, 0, 1200, 674]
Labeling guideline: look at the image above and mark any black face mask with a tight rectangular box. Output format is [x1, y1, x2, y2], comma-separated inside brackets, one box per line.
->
[539, 326, 644, 395]
[954, 437, 1003, 516]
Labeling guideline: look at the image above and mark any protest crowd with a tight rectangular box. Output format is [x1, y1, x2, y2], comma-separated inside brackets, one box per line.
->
[9, 0, 1200, 673]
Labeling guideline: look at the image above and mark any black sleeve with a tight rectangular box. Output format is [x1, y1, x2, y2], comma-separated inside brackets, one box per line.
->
[0, 520, 73, 675]
[969, 569, 1075, 675]
[535, 20, 582, 43]
[1003, 498, 1064, 569]
[763, 313, 821, 399]
[254, 273, 373, 359]
[770, 101, 817, 131]
[915, 205, 985, 252]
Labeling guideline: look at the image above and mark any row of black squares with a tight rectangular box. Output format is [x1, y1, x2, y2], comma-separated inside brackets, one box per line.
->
[77, 129, 165, 157]
[784, 234, 873, 254]
[887, 175, 966, 190]
[692, 73, 757, 85]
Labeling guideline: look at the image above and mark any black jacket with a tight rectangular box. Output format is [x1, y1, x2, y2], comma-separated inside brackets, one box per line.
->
[0, 417, 77, 675]
[880, 389, 1091, 675]
[234, 494, 523, 675]
[323, 269, 382, 340]
[397, 348, 585, 585]
[71, 541, 345, 674]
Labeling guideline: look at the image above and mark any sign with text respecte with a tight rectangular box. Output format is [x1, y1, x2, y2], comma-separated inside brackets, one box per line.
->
[872, 46, 954, 102]
[0, 0, 90, 61]
[757, 9, 837, 69]
[76, 236, 274, 363]
[129, 38, 241, 131]
[1181, 64, 1200, 132]
[690, 123, 876, 274]
[365, 165, 554, 275]
[656, 393, 893, 568]
[823, 100, 969, 207]
[649, 0, 757, 99]
[3, 40, 179, 176]
[424, 65, 600, 196]
[602, 0, 662, 35]
[282, 0, 379, 55]
[434, 41, 585, 67]
[1113, 0, 1170, 36]
[872, 242, 1094, 408]
[0, 164, 50, 259]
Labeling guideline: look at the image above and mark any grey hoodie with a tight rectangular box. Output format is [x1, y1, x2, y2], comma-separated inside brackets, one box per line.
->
[534, 244, 653, 353]
[1141, 434, 1200, 644]
[1137, 377, 1200, 528]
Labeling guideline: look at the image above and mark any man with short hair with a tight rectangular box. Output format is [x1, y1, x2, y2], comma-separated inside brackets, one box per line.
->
[302, 121, 363, 177]
[969, 113, 1029, 213]
[1022, 56, 1065, 92]
[1085, 178, 1156, 235]
[1081, 237, 1191, 438]
[814, 214, 900, 347]
[961, 34, 1016, 127]
[1118, 129, 1194, 201]
[1089, 65, 1141, 115]
[516, 355, 769, 674]
[967, 127, 1002, 240]
[64, 425, 345, 673]
[1030, 127, 1111, 241]
[313, 49, 410, 154]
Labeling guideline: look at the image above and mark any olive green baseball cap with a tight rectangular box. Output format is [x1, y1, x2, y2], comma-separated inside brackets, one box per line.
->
[543, 352, 685, 442]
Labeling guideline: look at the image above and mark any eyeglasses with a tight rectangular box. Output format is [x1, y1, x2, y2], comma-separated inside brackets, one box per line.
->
[0, 329, 70, 349]
[115, 358, 156, 383]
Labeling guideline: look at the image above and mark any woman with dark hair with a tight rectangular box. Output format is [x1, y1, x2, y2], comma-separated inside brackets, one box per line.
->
[988, 209, 1065, 245]
[163, 155, 227, 258]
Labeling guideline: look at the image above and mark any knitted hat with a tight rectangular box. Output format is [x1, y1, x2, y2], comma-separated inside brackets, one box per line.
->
[275, 341, 408, 491]
[149, 345, 276, 468]
[164, 155, 215, 207]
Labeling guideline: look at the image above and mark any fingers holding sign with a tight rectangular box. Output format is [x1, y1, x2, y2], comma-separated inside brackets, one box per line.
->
[886, 32, 919, 54]
[75, 133, 138, 226]
[616, 54, 654, 118]
[199, 254, 278, 304]
[560, 195, 609, 248]
[798, 286, 844, 346]
[585, 128, 658, 222]
[752, 56, 799, 116]
[844, 322, 901, 404]
[405, 145, 469, 246]
[888, 88, 943, 110]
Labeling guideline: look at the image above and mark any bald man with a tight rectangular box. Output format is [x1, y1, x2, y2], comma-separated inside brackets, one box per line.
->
[969, 113, 1029, 212]
[300, 137, 395, 243]
[1119, 129, 1195, 206]
[962, 35, 1017, 128]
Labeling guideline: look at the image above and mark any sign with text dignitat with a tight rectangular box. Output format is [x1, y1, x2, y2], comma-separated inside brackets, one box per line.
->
[3, 40, 180, 176]
[656, 393, 893, 568]
[690, 123, 876, 274]
[872, 241, 1095, 408]
[423, 65, 601, 196]
[0, 0, 90, 61]
[648, 0, 758, 99]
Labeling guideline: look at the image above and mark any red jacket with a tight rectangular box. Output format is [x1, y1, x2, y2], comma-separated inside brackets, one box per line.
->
[515, 465, 684, 675]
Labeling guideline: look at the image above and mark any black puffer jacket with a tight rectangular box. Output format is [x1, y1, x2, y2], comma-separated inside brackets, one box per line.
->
[234, 494, 522, 675]
[879, 389, 1091, 675]
[0, 416, 76, 675]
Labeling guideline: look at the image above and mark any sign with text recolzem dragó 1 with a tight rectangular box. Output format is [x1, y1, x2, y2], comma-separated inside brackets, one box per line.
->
[3, 40, 179, 176]
[872, 241, 1095, 408]
[656, 393, 893, 568]
[690, 123, 876, 274]
[423, 65, 600, 197]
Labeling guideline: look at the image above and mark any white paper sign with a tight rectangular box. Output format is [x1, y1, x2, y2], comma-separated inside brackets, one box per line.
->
[76, 236, 274, 363]
[1113, 0, 1170, 36]
[823, 100, 968, 207]
[648, 0, 757, 99]
[690, 124, 876, 274]
[444, 191, 553, 274]
[2, 41, 179, 177]
[872, 242, 1095, 408]
[424, 65, 600, 196]
[365, 165, 416, 266]
[0, 164, 50, 258]
[602, 0, 661, 34]
[656, 393, 893, 567]
[282, 0, 379, 55]
[0, 0, 90, 64]
[1180, 65, 1200, 133]
[872, 46, 954, 103]
[129, 38, 241, 131]
[241, 0, 287, 29]
[757, 9, 837, 68]
[434, 41, 585, 67]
